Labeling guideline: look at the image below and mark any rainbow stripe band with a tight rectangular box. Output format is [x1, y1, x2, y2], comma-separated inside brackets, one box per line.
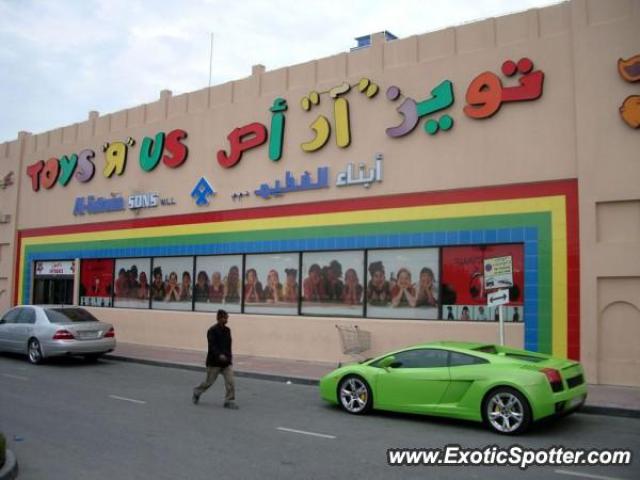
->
[16, 179, 580, 359]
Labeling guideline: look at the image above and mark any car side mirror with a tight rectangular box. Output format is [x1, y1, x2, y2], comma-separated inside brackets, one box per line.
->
[379, 356, 400, 369]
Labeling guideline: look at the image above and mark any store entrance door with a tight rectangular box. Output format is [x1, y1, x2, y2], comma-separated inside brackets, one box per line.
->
[33, 278, 74, 305]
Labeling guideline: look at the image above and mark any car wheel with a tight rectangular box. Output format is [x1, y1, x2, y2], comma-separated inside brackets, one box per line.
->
[482, 387, 532, 435]
[338, 375, 372, 415]
[27, 338, 43, 365]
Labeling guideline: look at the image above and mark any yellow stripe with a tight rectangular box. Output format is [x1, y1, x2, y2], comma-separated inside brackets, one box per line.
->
[551, 206, 567, 358]
[22, 197, 565, 246]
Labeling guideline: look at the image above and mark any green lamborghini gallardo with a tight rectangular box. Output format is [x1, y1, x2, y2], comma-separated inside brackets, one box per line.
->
[319, 342, 587, 434]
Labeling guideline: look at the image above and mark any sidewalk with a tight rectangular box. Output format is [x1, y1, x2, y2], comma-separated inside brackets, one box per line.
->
[106, 342, 640, 418]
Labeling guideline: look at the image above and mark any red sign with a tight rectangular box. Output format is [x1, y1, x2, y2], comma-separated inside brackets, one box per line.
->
[441, 245, 523, 306]
[80, 259, 114, 298]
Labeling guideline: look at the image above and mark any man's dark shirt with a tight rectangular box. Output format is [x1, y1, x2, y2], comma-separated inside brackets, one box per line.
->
[206, 323, 232, 367]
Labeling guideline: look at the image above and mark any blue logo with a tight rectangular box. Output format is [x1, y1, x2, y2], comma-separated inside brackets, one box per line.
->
[191, 177, 215, 206]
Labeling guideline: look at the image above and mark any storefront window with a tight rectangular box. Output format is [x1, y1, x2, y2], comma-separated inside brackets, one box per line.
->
[113, 258, 151, 309]
[150, 257, 194, 311]
[441, 244, 524, 321]
[366, 248, 440, 320]
[244, 253, 300, 315]
[79, 259, 114, 307]
[194, 255, 242, 314]
[301, 251, 364, 317]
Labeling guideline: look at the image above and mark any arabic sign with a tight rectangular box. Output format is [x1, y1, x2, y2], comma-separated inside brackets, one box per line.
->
[35, 260, 75, 276]
[464, 58, 544, 119]
[255, 166, 329, 200]
[336, 154, 383, 189]
[618, 54, 640, 129]
[487, 288, 510, 307]
[484, 256, 513, 290]
[26, 57, 547, 194]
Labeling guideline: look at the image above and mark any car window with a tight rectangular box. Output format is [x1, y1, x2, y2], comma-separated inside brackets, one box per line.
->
[1, 308, 22, 324]
[45, 308, 99, 323]
[504, 353, 545, 363]
[449, 351, 489, 366]
[392, 349, 449, 368]
[474, 345, 498, 354]
[18, 308, 36, 324]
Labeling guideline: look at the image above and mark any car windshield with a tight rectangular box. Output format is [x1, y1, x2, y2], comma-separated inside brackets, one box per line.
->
[46, 308, 99, 323]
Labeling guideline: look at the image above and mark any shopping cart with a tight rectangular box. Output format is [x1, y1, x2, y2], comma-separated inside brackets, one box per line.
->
[335, 324, 371, 363]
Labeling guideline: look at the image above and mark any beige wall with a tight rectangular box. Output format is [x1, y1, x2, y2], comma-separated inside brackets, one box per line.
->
[570, 0, 640, 384]
[83, 307, 525, 365]
[0, 132, 29, 313]
[1, 0, 639, 384]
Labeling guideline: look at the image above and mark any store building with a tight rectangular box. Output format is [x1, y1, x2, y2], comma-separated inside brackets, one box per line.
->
[0, 0, 638, 386]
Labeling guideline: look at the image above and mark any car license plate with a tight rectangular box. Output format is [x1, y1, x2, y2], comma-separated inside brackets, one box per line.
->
[568, 395, 585, 409]
[78, 331, 99, 339]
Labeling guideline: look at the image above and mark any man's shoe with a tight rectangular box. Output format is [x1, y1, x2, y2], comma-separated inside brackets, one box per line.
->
[224, 401, 239, 409]
[192, 392, 200, 405]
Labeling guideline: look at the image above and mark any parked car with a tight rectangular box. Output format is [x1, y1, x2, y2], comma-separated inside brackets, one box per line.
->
[319, 341, 587, 434]
[0, 305, 115, 364]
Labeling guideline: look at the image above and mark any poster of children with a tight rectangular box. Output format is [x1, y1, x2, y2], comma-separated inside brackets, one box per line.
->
[443, 304, 523, 322]
[79, 259, 114, 307]
[194, 255, 243, 313]
[366, 248, 440, 320]
[113, 258, 151, 309]
[301, 251, 364, 317]
[150, 257, 193, 311]
[440, 245, 524, 322]
[244, 253, 300, 315]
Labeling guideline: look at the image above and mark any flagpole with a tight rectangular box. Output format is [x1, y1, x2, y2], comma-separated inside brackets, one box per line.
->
[208, 33, 214, 87]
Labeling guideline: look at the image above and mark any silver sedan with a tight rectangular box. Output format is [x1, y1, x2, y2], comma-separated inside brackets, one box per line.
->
[0, 305, 116, 364]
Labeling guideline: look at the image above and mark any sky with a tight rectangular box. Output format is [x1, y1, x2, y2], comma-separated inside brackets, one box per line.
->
[0, 0, 560, 143]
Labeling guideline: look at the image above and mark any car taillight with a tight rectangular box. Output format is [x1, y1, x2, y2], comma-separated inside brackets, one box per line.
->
[541, 367, 564, 392]
[104, 327, 115, 338]
[53, 329, 75, 340]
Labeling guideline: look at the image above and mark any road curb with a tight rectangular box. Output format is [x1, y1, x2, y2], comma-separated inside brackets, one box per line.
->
[0, 450, 19, 480]
[580, 405, 640, 419]
[105, 355, 640, 415]
[105, 354, 320, 386]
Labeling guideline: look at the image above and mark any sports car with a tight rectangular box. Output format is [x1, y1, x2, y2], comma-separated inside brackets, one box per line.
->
[319, 341, 587, 434]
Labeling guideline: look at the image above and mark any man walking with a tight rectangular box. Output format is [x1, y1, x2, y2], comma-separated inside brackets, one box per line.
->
[192, 309, 238, 409]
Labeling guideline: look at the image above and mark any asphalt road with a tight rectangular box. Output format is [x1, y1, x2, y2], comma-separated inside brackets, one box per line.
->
[1, 355, 638, 480]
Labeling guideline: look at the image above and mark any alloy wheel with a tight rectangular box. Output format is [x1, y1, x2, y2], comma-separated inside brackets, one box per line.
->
[28, 339, 42, 364]
[486, 391, 525, 433]
[339, 377, 369, 414]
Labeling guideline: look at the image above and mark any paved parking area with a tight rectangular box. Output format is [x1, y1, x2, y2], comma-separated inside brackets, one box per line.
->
[1, 355, 638, 480]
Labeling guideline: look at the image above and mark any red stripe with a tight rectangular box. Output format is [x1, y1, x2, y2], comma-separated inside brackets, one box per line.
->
[565, 181, 580, 360]
[13, 230, 22, 306]
[20, 179, 577, 238]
